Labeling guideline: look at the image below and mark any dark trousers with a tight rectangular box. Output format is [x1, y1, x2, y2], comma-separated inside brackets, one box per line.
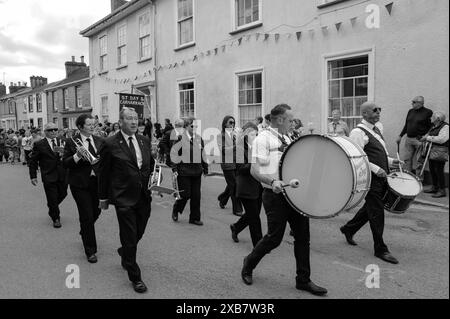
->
[43, 180, 68, 221]
[342, 177, 389, 255]
[0, 148, 8, 162]
[70, 177, 101, 257]
[429, 160, 447, 189]
[233, 197, 263, 247]
[116, 192, 151, 283]
[24, 150, 32, 166]
[173, 175, 202, 222]
[218, 169, 243, 213]
[245, 189, 311, 284]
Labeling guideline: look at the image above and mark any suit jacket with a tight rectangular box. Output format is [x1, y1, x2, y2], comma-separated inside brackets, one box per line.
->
[97, 132, 155, 207]
[167, 132, 208, 176]
[63, 134, 103, 188]
[29, 137, 66, 184]
[218, 131, 237, 171]
[236, 142, 263, 199]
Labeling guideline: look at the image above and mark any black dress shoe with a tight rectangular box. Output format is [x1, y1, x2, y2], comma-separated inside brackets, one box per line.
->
[132, 281, 148, 293]
[375, 252, 399, 264]
[432, 190, 446, 198]
[189, 220, 204, 226]
[87, 254, 98, 264]
[233, 211, 243, 217]
[340, 226, 357, 246]
[219, 202, 226, 209]
[230, 225, 239, 243]
[296, 281, 328, 296]
[53, 219, 62, 229]
[424, 187, 438, 194]
[172, 211, 178, 222]
[241, 257, 253, 285]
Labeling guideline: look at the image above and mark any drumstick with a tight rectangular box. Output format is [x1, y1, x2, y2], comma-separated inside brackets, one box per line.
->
[282, 179, 301, 189]
[396, 152, 403, 176]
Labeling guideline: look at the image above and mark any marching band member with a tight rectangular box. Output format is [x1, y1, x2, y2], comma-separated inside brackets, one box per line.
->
[340, 102, 403, 264]
[241, 104, 328, 296]
[63, 114, 103, 264]
[29, 123, 68, 229]
[97, 108, 155, 293]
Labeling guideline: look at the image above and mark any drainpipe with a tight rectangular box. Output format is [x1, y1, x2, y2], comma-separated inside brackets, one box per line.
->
[151, 0, 158, 122]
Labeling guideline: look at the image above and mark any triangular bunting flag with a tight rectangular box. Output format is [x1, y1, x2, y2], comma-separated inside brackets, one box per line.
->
[238, 37, 243, 45]
[180, 60, 185, 65]
[385, 2, 393, 15]
[335, 22, 342, 31]
[350, 17, 357, 26]
[206, 50, 211, 56]
[214, 48, 218, 55]
[264, 34, 270, 41]
[255, 33, 261, 41]
[173, 62, 178, 67]
[296, 31, 302, 40]
[321, 26, 328, 35]
[222, 45, 226, 52]
[193, 55, 198, 61]
[274, 33, 280, 41]
[134, 76, 138, 80]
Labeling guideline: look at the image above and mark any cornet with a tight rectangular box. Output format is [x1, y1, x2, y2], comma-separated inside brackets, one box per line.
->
[71, 137, 99, 165]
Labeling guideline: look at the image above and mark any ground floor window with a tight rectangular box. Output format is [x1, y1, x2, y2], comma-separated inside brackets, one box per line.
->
[37, 118, 43, 129]
[62, 118, 69, 129]
[178, 81, 195, 119]
[327, 55, 368, 131]
[237, 71, 262, 128]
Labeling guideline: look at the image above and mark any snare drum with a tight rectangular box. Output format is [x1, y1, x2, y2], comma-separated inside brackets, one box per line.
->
[279, 134, 371, 219]
[383, 170, 422, 214]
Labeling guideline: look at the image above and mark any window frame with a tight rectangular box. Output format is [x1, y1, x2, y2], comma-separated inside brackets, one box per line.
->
[36, 93, 42, 113]
[235, 67, 265, 128]
[28, 96, 33, 113]
[231, 0, 263, 33]
[63, 88, 69, 110]
[177, 77, 196, 120]
[176, 0, 195, 50]
[75, 86, 83, 108]
[101, 95, 109, 119]
[138, 11, 152, 61]
[117, 23, 127, 68]
[99, 34, 108, 73]
[321, 47, 375, 133]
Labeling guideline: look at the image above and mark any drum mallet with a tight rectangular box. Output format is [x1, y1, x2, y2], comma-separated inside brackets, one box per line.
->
[281, 179, 301, 189]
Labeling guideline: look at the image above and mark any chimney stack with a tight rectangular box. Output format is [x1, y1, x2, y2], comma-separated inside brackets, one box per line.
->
[8, 81, 27, 94]
[80, 56, 85, 64]
[0, 82, 6, 97]
[65, 55, 88, 78]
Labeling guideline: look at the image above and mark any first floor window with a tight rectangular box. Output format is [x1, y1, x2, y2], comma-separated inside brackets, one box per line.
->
[177, 0, 194, 46]
[76, 86, 82, 108]
[236, 0, 260, 28]
[63, 88, 69, 109]
[28, 96, 33, 112]
[327, 55, 368, 131]
[237, 71, 262, 127]
[99, 35, 108, 72]
[139, 13, 151, 60]
[117, 24, 127, 66]
[178, 81, 195, 119]
[36, 94, 42, 112]
[101, 96, 109, 118]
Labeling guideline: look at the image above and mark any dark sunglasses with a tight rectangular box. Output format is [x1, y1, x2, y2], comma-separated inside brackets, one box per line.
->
[46, 128, 58, 132]
[372, 107, 382, 113]
[228, 121, 235, 125]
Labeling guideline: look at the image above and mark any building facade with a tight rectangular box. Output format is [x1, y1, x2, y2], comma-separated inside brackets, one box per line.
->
[80, 0, 156, 124]
[0, 82, 28, 131]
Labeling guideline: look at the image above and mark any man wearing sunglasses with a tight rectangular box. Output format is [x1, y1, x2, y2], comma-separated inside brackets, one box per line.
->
[396, 96, 433, 175]
[340, 102, 403, 265]
[29, 123, 68, 229]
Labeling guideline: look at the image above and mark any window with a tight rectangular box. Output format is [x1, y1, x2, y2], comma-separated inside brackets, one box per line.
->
[8, 101, 15, 114]
[139, 13, 151, 60]
[101, 96, 109, 119]
[37, 118, 43, 129]
[63, 88, 69, 110]
[237, 71, 263, 127]
[235, 0, 261, 29]
[29, 118, 34, 128]
[117, 24, 127, 67]
[69, 118, 76, 129]
[53, 117, 58, 126]
[62, 118, 69, 129]
[99, 35, 108, 72]
[36, 94, 42, 112]
[28, 96, 33, 113]
[327, 55, 368, 131]
[23, 98, 27, 112]
[50, 92, 56, 112]
[177, 0, 194, 46]
[75, 86, 82, 108]
[178, 81, 195, 119]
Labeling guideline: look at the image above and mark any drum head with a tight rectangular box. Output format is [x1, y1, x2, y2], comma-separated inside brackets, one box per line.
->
[280, 135, 354, 218]
[387, 171, 422, 197]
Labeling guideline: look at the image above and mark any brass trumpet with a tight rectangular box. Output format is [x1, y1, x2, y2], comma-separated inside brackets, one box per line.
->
[71, 137, 99, 165]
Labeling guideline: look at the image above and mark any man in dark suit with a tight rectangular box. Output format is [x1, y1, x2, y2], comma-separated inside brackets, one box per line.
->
[167, 118, 209, 225]
[63, 114, 103, 264]
[98, 107, 155, 294]
[29, 123, 68, 228]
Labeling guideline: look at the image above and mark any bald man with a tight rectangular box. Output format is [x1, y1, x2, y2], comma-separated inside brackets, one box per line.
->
[340, 102, 402, 264]
[396, 96, 433, 174]
[29, 123, 68, 228]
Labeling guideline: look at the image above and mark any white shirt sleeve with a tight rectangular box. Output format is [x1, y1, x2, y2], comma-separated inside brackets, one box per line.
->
[252, 134, 270, 166]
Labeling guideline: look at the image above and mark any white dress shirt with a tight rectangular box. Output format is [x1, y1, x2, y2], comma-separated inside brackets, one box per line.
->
[350, 120, 394, 174]
[121, 131, 143, 169]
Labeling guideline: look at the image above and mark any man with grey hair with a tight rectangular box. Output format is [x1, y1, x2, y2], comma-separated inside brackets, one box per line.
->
[98, 107, 155, 293]
[396, 96, 433, 174]
[29, 122, 68, 228]
[341, 102, 403, 264]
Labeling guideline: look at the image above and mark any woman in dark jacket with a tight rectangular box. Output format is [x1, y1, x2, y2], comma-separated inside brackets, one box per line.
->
[230, 122, 263, 247]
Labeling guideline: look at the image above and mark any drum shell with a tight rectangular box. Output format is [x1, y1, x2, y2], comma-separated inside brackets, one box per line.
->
[279, 134, 371, 219]
[383, 170, 422, 214]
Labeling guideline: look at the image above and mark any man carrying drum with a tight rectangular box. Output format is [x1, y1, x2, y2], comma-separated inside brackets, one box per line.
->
[241, 103, 328, 296]
[340, 102, 403, 264]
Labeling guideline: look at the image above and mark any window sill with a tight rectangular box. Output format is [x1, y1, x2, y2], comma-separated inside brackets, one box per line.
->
[317, 0, 350, 9]
[229, 22, 263, 35]
[174, 42, 196, 52]
[137, 57, 152, 64]
[99, 71, 108, 76]
[116, 65, 128, 70]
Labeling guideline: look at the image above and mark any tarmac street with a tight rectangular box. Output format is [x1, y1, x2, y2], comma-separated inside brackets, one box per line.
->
[0, 164, 448, 299]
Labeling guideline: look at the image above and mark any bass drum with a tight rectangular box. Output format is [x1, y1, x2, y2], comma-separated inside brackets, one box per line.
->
[279, 134, 371, 219]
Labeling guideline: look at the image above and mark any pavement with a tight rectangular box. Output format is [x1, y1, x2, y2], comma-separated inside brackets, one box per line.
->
[0, 162, 448, 299]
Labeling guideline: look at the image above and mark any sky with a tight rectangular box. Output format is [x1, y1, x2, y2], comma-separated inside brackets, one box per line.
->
[0, 0, 111, 90]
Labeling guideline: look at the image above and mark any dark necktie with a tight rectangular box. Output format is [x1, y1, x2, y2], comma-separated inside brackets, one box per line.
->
[51, 139, 57, 150]
[128, 137, 138, 165]
[373, 126, 385, 141]
[333, 123, 337, 134]
[86, 138, 96, 157]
